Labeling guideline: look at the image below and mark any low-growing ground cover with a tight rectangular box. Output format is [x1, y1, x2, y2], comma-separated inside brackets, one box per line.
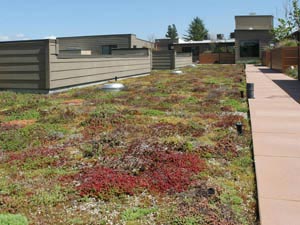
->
[0, 64, 258, 225]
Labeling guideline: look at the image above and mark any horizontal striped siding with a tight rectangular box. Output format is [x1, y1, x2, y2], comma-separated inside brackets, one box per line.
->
[152, 51, 173, 70]
[57, 35, 131, 55]
[270, 47, 299, 72]
[175, 53, 192, 68]
[49, 44, 151, 89]
[0, 40, 47, 89]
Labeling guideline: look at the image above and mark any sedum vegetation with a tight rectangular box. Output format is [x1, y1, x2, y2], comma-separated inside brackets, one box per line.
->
[0, 65, 258, 224]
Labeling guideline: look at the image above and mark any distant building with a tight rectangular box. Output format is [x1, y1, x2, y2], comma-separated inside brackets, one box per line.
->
[155, 38, 235, 62]
[234, 15, 274, 62]
[154, 38, 178, 50]
[173, 39, 235, 62]
[155, 14, 274, 63]
[57, 34, 153, 56]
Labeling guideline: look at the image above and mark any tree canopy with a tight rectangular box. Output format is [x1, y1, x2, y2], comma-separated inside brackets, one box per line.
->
[184, 17, 208, 41]
[165, 24, 178, 40]
[272, 0, 300, 41]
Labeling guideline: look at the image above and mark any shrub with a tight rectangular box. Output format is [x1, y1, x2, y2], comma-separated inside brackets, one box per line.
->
[0, 214, 29, 225]
[285, 66, 298, 79]
[278, 39, 298, 47]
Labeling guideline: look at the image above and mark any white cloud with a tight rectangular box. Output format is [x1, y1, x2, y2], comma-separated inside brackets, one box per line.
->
[0, 35, 10, 41]
[0, 34, 30, 42]
[16, 33, 25, 38]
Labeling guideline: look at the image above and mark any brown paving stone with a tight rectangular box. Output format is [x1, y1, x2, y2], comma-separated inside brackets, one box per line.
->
[250, 117, 300, 133]
[247, 65, 300, 225]
[260, 198, 300, 225]
[253, 133, 300, 157]
[255, 156, 300, 200]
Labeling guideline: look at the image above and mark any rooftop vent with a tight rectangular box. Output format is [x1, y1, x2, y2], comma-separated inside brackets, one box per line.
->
[100, 83, 127, 92]
[172, 70, 184, 75]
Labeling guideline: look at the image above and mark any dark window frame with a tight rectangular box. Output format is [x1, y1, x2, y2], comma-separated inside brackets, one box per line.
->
[101, 45, 118, 55]
[240, 40, 260, 58]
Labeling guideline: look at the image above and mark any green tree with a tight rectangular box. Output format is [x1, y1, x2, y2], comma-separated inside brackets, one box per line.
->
[290, 0, 300, 31]
[271, 18, 292, 41]
[184, 17, 208, 41]
[272, 0, 300, 41]
[165, 24, 178, 40]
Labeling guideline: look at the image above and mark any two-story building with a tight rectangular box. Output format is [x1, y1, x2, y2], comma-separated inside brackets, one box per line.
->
[234, 15, 274, 62]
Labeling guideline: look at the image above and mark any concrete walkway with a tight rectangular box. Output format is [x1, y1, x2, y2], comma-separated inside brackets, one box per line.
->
[247, 65, 300, 225]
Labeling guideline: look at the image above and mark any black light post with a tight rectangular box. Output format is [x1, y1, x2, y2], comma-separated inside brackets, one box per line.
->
[240, 90, 245, 98]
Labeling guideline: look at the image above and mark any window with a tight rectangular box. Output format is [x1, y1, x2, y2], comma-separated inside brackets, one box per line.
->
[101, 45, 118, 55]
[240, 41, 259, 58]
[133, 45, 137, 48]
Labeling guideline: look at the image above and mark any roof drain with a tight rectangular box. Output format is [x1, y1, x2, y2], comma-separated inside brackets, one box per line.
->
[100, 77, 127, 92]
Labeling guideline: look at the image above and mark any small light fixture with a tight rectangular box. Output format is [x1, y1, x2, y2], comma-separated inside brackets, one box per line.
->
[236, 122, 243, 135]
[240, 90, 244, 98]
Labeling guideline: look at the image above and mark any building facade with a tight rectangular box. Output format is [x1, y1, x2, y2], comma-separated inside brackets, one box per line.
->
[155, 39, 235, 62]
[235, 15, 274, 62]
[57, 34, 153, 56]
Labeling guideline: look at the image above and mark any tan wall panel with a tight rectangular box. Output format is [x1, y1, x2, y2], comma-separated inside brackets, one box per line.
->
[49, 43, 151, 89]
[0, 64, 41, 72]
[175, 54, 192, 68]
[50, 68, 150, 89]
[51, 64, 149, 80]
[0, 55, 44, 63]
[52, 59, 149, 71]
[0, 73, 40, 80]
[0, 82, 40, 89]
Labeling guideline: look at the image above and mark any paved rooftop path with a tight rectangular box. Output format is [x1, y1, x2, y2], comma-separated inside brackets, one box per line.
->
[246, 65, 300, 225]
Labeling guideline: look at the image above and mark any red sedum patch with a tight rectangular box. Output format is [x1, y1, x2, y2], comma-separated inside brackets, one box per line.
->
[66, 150, 205, 197]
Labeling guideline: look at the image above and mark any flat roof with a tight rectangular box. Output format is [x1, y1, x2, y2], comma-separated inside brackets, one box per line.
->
[0, 39, 53, 44]
[57, 33, 133, 39]
[57, 33, 152, 44]
[0, 33, 153, 44]
[175, 39, 235, 45]
[235, 15, 273, 18]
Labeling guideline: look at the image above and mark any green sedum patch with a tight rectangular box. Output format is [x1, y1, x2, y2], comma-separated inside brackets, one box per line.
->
[121, 207, 157, 222]
[0, 214, 28, 225]
[0, 65, 257, 225]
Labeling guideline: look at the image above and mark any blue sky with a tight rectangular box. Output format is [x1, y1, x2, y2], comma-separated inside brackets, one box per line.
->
[0, 0, 291, 41]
